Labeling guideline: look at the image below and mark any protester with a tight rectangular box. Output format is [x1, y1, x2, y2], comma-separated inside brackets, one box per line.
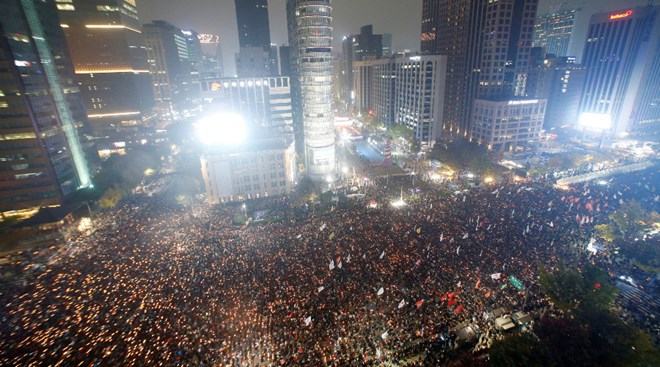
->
[0, 168, 656, 366]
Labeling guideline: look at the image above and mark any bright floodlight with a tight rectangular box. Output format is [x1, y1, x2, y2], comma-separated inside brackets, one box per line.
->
[391, 199, 406, 208]
[196, 113, 246, 145]
[579, 113, 612, 130]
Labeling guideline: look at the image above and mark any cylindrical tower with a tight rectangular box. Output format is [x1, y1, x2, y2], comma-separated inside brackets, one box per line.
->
[288, 0, 336, 180]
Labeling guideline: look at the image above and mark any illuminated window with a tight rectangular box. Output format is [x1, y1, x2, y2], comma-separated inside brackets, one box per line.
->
[97, 5, 119, 11]
[0, 101, 8, 108]
[56, 4, 75, 11]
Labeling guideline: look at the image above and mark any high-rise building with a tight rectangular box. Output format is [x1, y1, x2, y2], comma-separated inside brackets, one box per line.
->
[382, 33, 393, 58]
[477, 0, 538, 100]
[200, 77, 293, 130]
[533, 8, 579, 57]
[579, 6, 660, 134]
[1, 0, 95, 220]
[287, 0, 335, 180]
[198, 34, 224, 78]
[143, 21, 192, 122]
[201, 135, 296, 203]
[633, 38, 660, 134]
[235, 0, 270, 49]
[421, 0, 539, 139]
[57, 0, 155, 136]
[279, 45, 291, 76]
[420, 0, 485, 138]
[526, 53, 586, 130]
[235, 46, 271, 77]
[353, 55, 447, 147]
[420, 0, 442, 53]
[471, 99, 547, 151]
[234, 0, 275, 77]
[342, 25, 384, 109]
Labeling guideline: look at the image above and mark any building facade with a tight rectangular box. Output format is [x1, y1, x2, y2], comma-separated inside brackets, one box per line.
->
[200, 77, 292, 130]
[471, 99, 547, 152]
[234, 0, 275, 77]
[1, 0, 94, 220]
[287, 0, 335, 180]
[579, 6, 660, 134]
[526, 55, 585, 129]
[201, 138, 296, 203]
[420, 0, 538, 139]
[57, 0, 155, 136]
[353, 55, 447, 147]
[533, 8, 579, 57]
[143, 21, 192, 122]
[341, 25, 384, 109]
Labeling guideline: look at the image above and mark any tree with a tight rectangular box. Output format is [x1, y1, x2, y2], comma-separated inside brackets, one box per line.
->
[389, 123, 420, 153]
[594, 223, 617, 242]
[488, 333, 554, 367]
[608, 200, 651, 240]
[538, 264, 617, 313]
[99, 186, 123, 209]
[533, 316, 593, 367]
[578, 309, 660, 367]
[430, 139, 492, 174]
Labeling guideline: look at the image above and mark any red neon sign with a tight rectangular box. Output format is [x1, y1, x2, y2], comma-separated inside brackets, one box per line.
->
[610, 10, 633, 20]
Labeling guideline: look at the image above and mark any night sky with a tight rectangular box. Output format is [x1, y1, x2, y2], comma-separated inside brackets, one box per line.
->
[136, 0, 656, 76]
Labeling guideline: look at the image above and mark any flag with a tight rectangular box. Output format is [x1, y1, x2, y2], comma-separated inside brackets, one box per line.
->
[381, 330, 389, 340]
[415, 259, 422, 266]
[440, 293, 448, 302]
[319, 223, 326, 231]
[338, 261, 343, 269]
[440, 233, 444, 242]
[296, 234, 302, 239]
[462, 233, 469, 239]
[448, 297, 458, 307]
[304, 316, 312, 326]
[550, 221, 554, 227]
[416, 299, 424, 308]
[380, 250, 385, 259]
[329, 260, 335, 270]
[416, 227, 421, 234]
[377, 287, 384, 296]
[594, 283, 601, 289]
[447, 291, 455, 301]
[424, 275, 431, 284]
[329, 232, 335, 240]
[346, 254, 351, 263]
[398, 299, 406, 309]
[501, 283, 508, 290]
[475, 279, 481, 289]
[454, 305, 464, 314]
[490, 273, 502, 281]
[484, 292, 491, 298]
[376, 348, 382, 359]
[456, 246, 461, 255]
[318, 286, 325, 293]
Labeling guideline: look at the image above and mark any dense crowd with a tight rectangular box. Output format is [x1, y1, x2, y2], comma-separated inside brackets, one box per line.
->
[0, 167, 657, 366]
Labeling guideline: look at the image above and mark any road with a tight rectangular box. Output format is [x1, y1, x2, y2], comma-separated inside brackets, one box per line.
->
[353, 139, 384, 164]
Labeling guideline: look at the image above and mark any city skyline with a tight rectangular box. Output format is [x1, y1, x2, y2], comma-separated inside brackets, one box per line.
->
[137, 0, 656, 76]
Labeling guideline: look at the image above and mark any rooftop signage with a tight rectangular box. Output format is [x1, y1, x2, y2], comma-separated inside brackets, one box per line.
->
[610, 10, 633, 20]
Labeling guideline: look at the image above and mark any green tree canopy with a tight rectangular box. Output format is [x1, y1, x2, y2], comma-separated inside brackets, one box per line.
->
[430, 139, 492, 174]
[538, 264, 617, 313]
[489, 333, 554, 367]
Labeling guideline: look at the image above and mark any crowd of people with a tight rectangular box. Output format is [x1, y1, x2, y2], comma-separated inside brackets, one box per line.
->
[0, 166, 657, 366]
